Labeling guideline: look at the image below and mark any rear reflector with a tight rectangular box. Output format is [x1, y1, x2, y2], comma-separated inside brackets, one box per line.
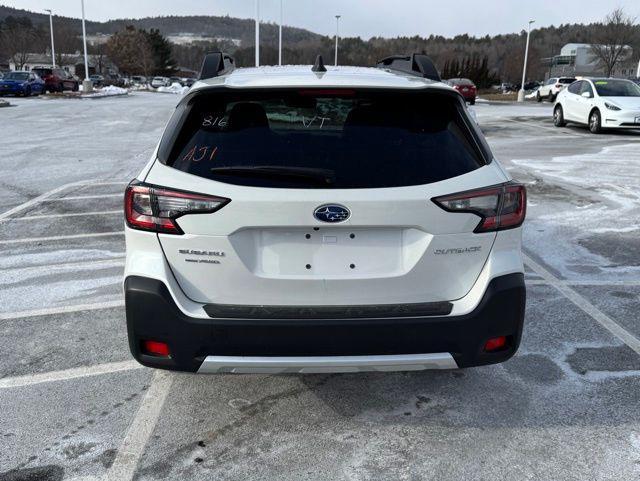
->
[141, 340, 171, 357]
[484, 336, 508, 352]
[125, 181, 230, 235]
[432, 182, 527, 233]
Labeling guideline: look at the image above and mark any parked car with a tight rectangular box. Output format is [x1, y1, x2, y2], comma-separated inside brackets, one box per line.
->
[446, 78, 477, 104]
[0, 71, 46, 96]
[90, 74, 105, 87]
[499, 82, 516, 93]
[124, 53, 527, 374]
[554, 78, 640, 134]
[629, 78, 640, 86]
[131, 75, 148, 85]
[182, 77, 196, 87]
[523, 81, 541, 91]
[102, 73, 125, 87]
[151, 76, 170, 88]
[536, 77, 576, 102]
[31, 67, 79, 93]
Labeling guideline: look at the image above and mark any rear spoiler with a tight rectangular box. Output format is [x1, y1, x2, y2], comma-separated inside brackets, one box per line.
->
[199, 52, 235, 80]
[376, 54, 441, 82]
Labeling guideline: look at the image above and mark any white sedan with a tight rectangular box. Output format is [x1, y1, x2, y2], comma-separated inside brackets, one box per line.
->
[554, 78, 640, 133]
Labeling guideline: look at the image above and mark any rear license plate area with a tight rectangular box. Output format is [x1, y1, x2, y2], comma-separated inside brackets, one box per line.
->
[256, 228, 404, 277]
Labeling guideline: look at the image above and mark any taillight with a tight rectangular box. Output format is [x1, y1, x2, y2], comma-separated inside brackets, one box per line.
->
[432, 183, 526, 233]
[124, 181, 230, 235]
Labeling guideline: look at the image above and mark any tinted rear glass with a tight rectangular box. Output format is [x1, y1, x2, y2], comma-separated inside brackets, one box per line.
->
[165, 90, 486, 189]
[559, 78, 576, 84]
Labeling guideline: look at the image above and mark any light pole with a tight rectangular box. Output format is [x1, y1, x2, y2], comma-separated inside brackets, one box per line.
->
[80, 0, 92, 92]
[255, 0, 260, 67]
[45, 9, 56, 68]
[637, 58, 640, 78]
[517, 20, 535, 102]
[334, 15, 341, 66]
[278, 0, 283, 66]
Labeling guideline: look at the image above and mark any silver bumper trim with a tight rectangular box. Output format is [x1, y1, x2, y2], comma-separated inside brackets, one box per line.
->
[197, 353, 458, 374]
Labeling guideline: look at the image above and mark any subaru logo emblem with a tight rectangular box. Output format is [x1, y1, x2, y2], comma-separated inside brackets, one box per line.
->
[313, 204, 350, 223]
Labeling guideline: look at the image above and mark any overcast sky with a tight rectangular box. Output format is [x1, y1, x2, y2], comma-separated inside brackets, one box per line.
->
[4, 0, 639, 38]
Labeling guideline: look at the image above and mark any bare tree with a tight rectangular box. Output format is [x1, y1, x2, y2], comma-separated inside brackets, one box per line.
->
[589, 8, 638, 77]
[0, 17, 43, 70]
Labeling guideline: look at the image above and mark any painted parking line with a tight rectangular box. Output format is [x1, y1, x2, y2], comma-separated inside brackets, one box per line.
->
[0, 210, 121, 222]
[0, 183, 77, 221]
[105, 371, 173, 481]
[0, 231, 124, 246]
[526, 279, 640, 287]
[0, 300, 125, 321]
[42, 194, 123, 202]
[0, 180, 127, 221]
[0, 360, 142, 389]
[1, 257, 126, 275]
[524, 254, 640, 356]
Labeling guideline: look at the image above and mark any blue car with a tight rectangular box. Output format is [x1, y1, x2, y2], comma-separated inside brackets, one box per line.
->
[0, 71, 46, 96]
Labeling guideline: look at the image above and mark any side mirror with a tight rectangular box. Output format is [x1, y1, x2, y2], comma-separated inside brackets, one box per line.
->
[581, 91, 592, 99]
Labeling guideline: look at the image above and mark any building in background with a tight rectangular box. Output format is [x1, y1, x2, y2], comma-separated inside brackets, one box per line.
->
[7, 52, 118, 77]
[544, 43, 634, 79]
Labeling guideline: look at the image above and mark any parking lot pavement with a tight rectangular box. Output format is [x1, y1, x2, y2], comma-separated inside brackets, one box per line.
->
[1, 97, 640, 480]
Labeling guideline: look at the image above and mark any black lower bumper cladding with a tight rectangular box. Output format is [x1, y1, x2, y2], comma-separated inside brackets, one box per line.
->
[125, 273, 525, 372]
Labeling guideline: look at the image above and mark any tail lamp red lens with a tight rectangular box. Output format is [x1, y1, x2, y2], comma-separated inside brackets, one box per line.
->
[141, 340, 171, 357]
[432, 183, 527, 233]
[484, 336, 508, 352]
[125, 181, 230, 235]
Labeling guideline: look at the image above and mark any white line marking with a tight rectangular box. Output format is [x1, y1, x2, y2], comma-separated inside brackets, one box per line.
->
[1, 257, 125, 274]
[0, 231, 124, 245]
[0, 210, 121, 222]
[526, 279, 640, 287]
[0, 183, 74, 220]
[524, 254, 640, 356]
[0, 300, 125, 321]
[0, 360, 142, 389]
[42, 194, 122, 202]
[105, 371, 173, 481]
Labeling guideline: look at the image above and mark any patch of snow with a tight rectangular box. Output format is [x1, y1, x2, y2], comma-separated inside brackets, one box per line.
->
[82, 86, 129, 98]
[157, 82, 189, 95]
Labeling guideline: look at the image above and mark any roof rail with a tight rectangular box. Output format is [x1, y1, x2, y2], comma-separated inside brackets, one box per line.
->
[376, 53, 441, 82]
[199, 52, 235, 80]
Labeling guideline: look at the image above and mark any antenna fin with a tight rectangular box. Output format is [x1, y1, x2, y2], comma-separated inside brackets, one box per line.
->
[311, 55, 327, 73]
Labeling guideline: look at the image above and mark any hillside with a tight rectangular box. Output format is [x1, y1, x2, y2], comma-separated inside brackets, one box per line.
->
[0, 5, 321, 45]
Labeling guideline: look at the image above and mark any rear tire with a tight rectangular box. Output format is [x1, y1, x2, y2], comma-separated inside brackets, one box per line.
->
[72, 82, 79, 92]
[536, 92, 542, 103]
[469, 99, 476, 105]
[548, 93, 556, 103]
[553, 105, 567, 127]
[589, 110, 602, 134]
[24, 86, 31, 97]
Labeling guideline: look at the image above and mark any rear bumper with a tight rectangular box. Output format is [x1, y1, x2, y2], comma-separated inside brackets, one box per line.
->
[125, 273, 526, 373]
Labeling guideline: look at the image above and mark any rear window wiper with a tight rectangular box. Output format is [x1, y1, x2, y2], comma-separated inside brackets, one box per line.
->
[210, 166, 336, 185]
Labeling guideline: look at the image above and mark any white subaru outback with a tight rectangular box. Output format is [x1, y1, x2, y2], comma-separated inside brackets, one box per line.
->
[124, 53, 527, 374]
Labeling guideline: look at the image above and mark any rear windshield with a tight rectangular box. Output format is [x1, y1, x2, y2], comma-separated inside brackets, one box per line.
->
[32, 68, 52, 76]
[559, 78, 576, 84]
[593, 79, 640, 97]
[164, 89, 486, 189]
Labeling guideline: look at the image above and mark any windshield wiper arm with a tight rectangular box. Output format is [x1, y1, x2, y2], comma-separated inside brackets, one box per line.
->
[210, 166, 335, 185]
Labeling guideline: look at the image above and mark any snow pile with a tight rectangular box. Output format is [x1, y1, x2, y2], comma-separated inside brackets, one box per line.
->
[157, 82, 189, 95]
[82, 85, 129, 98]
